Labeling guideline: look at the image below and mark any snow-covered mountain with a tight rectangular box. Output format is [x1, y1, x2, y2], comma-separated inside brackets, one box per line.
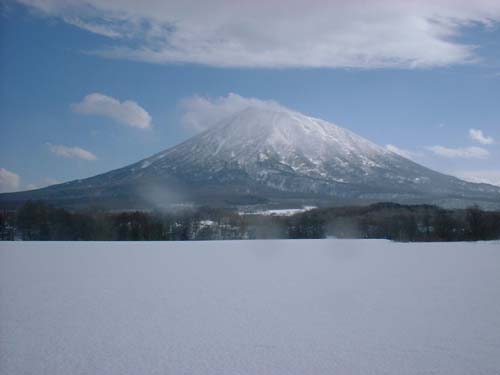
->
[2, 106, 500, 209]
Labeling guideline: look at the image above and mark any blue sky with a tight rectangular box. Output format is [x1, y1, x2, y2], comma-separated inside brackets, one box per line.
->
[1, 0, 500, 192]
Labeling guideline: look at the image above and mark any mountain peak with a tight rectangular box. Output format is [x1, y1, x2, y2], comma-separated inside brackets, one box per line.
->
[2, 105, 499, 210]
[197, 105, 388, 165]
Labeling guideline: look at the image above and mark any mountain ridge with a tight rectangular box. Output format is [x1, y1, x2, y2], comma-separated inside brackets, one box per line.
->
[1, 106, 499, 209]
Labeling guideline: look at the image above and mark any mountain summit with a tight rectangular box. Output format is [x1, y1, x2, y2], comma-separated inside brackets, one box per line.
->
[2, 106, 500, 209]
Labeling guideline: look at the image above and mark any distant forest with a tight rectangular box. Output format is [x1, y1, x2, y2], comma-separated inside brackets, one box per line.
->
[1, 201, 500, 242]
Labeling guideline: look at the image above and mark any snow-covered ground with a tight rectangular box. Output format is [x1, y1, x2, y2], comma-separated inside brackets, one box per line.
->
[1, 240, 499, 375]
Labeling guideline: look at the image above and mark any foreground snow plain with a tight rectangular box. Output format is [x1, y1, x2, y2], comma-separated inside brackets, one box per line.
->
[1, 240, 499, 375]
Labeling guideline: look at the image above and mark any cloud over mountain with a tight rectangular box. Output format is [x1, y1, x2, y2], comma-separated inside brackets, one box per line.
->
[180, 93, 284, 132]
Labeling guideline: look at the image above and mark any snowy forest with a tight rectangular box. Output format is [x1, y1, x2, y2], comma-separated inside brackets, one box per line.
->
[1, 201, 499, 242]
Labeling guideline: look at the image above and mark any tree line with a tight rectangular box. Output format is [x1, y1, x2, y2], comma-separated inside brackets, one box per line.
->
[1, 200, 499, 241]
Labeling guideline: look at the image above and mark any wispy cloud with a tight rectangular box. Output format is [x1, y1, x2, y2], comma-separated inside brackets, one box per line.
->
[454, 170, 500, 187]
[427, 145, 489, 159]
[385, 144, 421, 160]
[15, 0, 500, 69]
[180, 93, 283, 132]
[62, 17, 122, 39]
[72, 93, 152, 129]
[47, 143, 97, 161]
[0, 167, 21, 193]
[469, 128, 494, 145]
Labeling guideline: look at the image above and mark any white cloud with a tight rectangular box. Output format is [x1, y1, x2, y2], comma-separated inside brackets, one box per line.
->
[427, 145, 489, 159]
[47, 143, 97, 161]
[15, 0, 500, 69]
[180, 93, 283, 132]
[454, 170, 500, 187]
[63, 17, 123, 38]
[72, 93, 152, 129]
[385, 144, 421, 160]
[469, 128, 494, 145]
[0, 168, 21, 193]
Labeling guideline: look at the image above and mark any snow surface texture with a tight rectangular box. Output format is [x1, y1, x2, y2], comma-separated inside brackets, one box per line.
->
[1, 240, 500, 375]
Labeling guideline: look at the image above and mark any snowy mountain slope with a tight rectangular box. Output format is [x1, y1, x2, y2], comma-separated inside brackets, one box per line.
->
[1, 106, 500, 209]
